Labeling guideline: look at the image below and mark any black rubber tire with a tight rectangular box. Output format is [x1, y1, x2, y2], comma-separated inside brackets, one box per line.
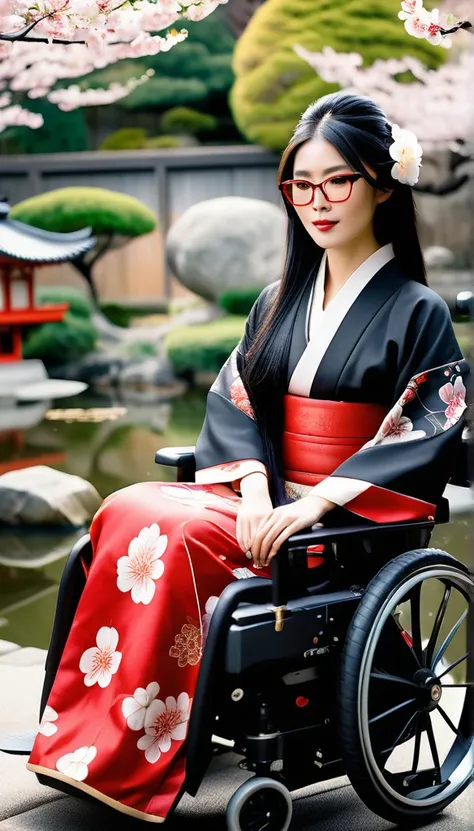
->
[338, 547, 473, 825]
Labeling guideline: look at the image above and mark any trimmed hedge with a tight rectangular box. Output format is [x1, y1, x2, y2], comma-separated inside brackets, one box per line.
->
[35, 286, 92, 320]
[22, 312, 97, 366]
[218, 288, 263, 316]
[100, 128, 148, 151]
[160, 107, 218, 136]
[165, 316, 246, 374]
[230, 0, 445, 151]
[10, 187, 157, 237]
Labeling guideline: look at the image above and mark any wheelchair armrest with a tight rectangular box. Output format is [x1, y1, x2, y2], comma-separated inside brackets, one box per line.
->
[154, 446, 196, 482]
[272, 515, 436, 610]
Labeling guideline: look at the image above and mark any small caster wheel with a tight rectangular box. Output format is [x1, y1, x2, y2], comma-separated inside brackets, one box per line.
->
[226, 777, 292, 831]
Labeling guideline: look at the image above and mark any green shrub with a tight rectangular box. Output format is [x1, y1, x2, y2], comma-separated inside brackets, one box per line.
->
[231, 0, 445, 151]
[99, 128, 148, 150]
[22, 312, 97, 366]
[145, 135, 181, 149]
[165, 316, 246, 374]
[160, 107, 218, 136]
[35, 286, 92, 320]
[10, 187, 157, 237]
[218, 288, 263, 316]
[99, 300, 169, 327]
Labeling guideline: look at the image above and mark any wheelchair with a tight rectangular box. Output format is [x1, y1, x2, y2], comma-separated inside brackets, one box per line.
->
[1, 440, 473, 831]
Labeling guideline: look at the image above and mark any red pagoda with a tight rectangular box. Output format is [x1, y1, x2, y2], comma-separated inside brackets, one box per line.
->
[0, 199, 95, 362]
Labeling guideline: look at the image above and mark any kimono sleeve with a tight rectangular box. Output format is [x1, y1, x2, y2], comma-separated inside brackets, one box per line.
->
[194, 283, 277, 490]
[311, 293, 470, 522]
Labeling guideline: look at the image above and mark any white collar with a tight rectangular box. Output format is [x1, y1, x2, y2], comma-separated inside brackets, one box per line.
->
[306, 242, 395, 341]
[290, 242, 395, 397]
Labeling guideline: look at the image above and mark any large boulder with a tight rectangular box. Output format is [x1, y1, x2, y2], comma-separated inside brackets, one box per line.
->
[0, 466, 102, 527]
[166, 196, 286, 302]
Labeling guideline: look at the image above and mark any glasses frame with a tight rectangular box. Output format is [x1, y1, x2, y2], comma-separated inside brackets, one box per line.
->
[279, 173, 363, 206]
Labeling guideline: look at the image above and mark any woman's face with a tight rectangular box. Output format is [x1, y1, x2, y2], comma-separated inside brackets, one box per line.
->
[290, 136, 391, 251]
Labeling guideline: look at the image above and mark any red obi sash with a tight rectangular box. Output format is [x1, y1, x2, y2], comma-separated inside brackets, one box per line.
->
[282, 394, 388, 487]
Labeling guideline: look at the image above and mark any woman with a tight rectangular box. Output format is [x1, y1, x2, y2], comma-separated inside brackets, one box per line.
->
[27, 92, 469, 822]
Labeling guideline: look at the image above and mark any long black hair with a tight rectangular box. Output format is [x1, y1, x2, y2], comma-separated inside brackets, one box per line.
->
[242, 91, 427, 506]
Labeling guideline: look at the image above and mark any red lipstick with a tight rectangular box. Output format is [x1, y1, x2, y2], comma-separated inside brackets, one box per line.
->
[312, 220, 338, 232]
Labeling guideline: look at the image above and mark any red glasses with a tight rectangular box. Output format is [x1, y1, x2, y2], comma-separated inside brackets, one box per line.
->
[279, 173, 362, 206]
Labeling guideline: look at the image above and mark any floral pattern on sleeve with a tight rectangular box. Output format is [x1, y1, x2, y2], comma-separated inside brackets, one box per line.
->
[363, 362, 467, 449]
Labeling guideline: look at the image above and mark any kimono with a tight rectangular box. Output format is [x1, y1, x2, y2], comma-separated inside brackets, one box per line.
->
[27, 242, 469, 823]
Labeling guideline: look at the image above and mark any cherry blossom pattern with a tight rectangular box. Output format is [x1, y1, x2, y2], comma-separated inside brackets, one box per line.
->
[365, 404, 427, 448]
[202, 596, 219, 641]
[56, 745, 97, 782]
[117, 523, 167, 605]
[160, 484, 238, 511]
[122, 681, 160, 731]
[169, 620, 202, 667]
[233, 567, 258, 579]
[38, 705, 58, 737]
[137, 693, 192, 764]
[439, 375, 467, 428]
[79, 626, 122, 688]
[230, 377, 255, 419]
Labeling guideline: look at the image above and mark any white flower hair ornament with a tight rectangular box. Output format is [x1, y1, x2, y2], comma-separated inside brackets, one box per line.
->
[389, 124, 423, 186]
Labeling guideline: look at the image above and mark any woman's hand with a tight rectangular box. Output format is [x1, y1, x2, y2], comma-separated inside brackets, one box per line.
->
[250, 495, 336, 568]
[236, 472, 273, 559]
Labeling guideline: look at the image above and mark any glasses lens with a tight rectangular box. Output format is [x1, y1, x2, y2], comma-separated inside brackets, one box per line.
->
[324, 176, 353, 202]
[285, 181, 313, 206]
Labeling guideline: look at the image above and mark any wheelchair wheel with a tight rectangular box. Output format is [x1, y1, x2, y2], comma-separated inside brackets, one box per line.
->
[226, 777, 292, 831]
[339, 548, 474, 825]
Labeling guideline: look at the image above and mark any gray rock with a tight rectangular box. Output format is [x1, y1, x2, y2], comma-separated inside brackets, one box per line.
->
[424, 246, 455, 268]
[166, 196, 286, 302]
[0, 466, 102, 527]
[119, 355, 177, 389]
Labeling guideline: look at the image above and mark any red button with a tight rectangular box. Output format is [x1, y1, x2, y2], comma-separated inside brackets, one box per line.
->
[296, 696, 309, 708]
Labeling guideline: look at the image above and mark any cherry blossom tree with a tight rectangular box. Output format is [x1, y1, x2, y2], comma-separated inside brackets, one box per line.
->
[295, 1, 474, 194]
[0, 0, 228, 133]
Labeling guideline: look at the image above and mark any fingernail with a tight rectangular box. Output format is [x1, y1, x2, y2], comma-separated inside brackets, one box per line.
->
[245, 551, 252, 559]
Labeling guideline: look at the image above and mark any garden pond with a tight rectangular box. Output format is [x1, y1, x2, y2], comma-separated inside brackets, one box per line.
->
[0, 389, 472, 653]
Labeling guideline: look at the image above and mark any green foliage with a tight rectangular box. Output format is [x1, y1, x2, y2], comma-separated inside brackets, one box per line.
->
[99, 300, 169, 327]
[35, 286, 92, 320]
[145, 136, 181, 149]
[231, 0, 446, 151]
[22, 312, 97, 366]
[78, 7, 235, 115]
[165, 316, 246, 374]
[160, 107, 218, 136]
[218, 288, 263, 316]
[99, 127, 148, 150]
[1, 99, 88, 154]
[10, 187, 157, 237]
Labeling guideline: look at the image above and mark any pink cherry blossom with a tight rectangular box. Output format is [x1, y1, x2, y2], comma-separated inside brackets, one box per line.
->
[439, 375, 467, 428]
[369, 404, 427, 446]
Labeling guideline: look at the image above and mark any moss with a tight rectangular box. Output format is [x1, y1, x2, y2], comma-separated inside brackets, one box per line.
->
[10, 187, 157, 237]
[165, 316, 246, 374]
[231, 0, 445, 151]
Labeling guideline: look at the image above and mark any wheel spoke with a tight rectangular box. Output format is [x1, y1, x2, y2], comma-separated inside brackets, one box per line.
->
[369, 697, 417, 725]
[431, 608, 468, 672]
[426, 584, 451, 668]
[410, 584, 423, 664]
[437, 652, 469, 681]
[425, 712, 441, 782]
[411, 712, 422, 774]
[442, 682, 474, 688]
[379, 709, 420, 759]
[370, 671, 418, 688]
[436, 704, 463, 738]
